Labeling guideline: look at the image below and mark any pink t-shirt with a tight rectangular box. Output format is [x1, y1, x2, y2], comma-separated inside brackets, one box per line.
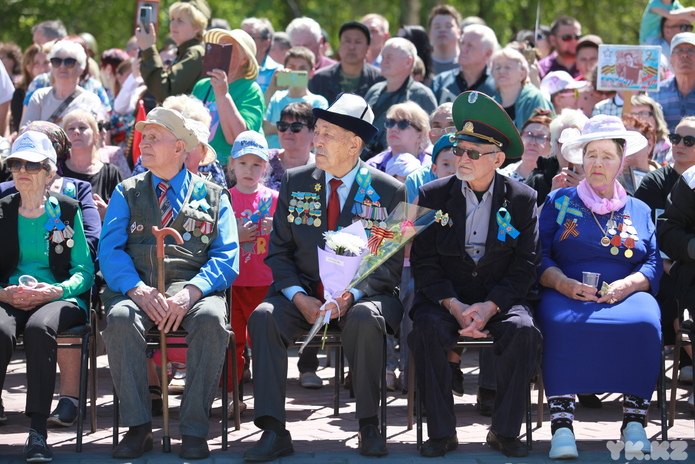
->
[230, 185, 278, 287]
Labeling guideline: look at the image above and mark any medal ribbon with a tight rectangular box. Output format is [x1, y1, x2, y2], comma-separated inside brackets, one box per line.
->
[201, 221, 213, 234]
[496, 207, 519, 242]
[62, 182, 76, 199]
[560, 219, 579, 241]
[189, 181, 210, 211]
[554, 195, 583, 225]
[251, 194, 272, 222]
[44, 197, 65, 231]
[367, 226, 395, 254]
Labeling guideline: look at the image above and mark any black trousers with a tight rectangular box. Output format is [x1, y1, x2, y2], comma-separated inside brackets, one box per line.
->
[0, 300, 85, 418]
[408, 303, 541, 438]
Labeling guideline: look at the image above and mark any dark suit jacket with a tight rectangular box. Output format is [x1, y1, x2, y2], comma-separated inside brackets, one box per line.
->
[308, 62, 384, 105]
[411, 173, 541, 315]
[266, 160, 406, 300]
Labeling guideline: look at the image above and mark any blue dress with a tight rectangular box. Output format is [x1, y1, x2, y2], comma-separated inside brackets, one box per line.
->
[538, 188, 662, 399]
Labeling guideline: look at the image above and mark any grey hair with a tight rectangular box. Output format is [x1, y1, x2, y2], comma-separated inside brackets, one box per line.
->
[162, 94, 212, 127]
[48, 40, 87, 71]
[286, 17, 322, 42]
[462, 24, 500, 54]
[549, 108, 588, 157]
[383, 37, 417, 61]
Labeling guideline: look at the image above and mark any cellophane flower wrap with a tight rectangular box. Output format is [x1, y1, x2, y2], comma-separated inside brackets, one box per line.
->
[346, 202, 437, 291]
[298, 221, 367, 353]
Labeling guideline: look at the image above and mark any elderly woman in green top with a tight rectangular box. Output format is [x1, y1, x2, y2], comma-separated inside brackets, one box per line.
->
[192, 28, 265, 167]
[0, 131, 94, 462]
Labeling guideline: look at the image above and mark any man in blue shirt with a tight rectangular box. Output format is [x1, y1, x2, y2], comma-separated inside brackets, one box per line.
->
[100, 108, 239, 460]
[656, 32, 695, 131]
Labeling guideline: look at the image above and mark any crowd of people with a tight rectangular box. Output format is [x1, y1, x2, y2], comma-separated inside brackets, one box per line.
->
[0, 1, 695, 462]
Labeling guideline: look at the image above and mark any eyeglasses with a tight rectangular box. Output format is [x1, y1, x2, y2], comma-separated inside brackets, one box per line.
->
[6, 159, 50, 173]
[673, 46, 695, 56]
[665, 24, 694, 32]
[521, 132, 550, 144]
[631, 111, 654, 118]
[277, 121, 309, 133]
[430, 125, 457, 135]
[452, 146, 500, 160]
[668, 133, 695, 147]
[384, 118, 420, 131]
[49, 57, 78, 68]
[559, 34, 581, 42]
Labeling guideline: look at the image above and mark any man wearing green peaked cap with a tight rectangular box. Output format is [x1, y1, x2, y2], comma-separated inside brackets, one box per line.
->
[408, 90, 542, 458]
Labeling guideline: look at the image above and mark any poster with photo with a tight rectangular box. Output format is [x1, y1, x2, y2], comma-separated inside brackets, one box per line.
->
[597, 45, 661, 92]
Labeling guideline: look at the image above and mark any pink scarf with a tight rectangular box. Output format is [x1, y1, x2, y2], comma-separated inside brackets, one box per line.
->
[576, 179, 627, 214]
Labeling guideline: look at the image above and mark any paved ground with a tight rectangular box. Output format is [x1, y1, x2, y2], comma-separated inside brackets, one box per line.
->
[0, 337, 693, 464]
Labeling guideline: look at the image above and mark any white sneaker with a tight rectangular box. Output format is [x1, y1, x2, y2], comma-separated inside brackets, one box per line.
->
[621, 422, 651, 455]
[680, 366, 693, 385]
[168, 372, 186, 393]
[549, 427, 578, 459]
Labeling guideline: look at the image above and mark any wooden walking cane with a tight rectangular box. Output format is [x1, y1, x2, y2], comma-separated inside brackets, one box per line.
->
[152, 225, 184, 453]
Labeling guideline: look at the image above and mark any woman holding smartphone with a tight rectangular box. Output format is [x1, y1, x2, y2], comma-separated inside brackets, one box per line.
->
[136, 1, 209, 104]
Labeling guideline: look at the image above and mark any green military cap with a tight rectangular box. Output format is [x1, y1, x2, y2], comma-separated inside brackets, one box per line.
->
[451, 91, 524, 159]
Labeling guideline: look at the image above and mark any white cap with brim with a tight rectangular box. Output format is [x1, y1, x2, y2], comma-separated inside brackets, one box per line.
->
[135, 107, 199, 152]
[232, 131, 269, 162]
[8, 131, 57, 165]
[561, 115, 648, 165]
[187, 119, 217, 166]
[313, 93, 378, 145]
[671, 32, 695, 53]
[540, 70, 588, 101]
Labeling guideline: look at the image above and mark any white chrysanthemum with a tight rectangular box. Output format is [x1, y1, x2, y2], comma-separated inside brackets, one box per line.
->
[323, 230, 367, 256]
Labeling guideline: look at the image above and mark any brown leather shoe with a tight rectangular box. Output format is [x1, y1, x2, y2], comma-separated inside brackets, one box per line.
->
[180, 435, 209, 460]
[113, 424, 153, 459]
[486, 430, 528, 458]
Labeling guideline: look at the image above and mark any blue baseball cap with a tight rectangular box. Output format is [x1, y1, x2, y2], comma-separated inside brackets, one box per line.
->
[231, 131, 269, 161]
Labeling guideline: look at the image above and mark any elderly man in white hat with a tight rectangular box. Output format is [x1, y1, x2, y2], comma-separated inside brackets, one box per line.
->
[244, 93, 406, 461]
[99, 107, 239, 460]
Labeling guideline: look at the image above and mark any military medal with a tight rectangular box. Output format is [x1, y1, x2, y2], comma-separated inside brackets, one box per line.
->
[601, 236, 610, 247]
[624, 237, 635, 258]
[287, 214, 295, 223]
[66, 239, 75, 248]
[55, 244, 63, 254]
[200, 221, 213, 243]
[183, 218, 196, 241]
[591, 210, 616, 251]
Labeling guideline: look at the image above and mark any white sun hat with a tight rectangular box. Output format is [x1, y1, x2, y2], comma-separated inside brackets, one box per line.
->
[561, 115, 648, 165]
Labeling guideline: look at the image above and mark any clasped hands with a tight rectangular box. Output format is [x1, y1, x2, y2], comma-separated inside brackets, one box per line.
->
[127, 284, 202, 333]
[293, 291, 354, 325]
[450, 300, 497, 338]
[563, 277, 631, 304]
[0, 283, 64, 311]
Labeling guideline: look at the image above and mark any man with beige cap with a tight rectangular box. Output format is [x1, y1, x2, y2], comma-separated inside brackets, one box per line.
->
[100, 107, 239, 459]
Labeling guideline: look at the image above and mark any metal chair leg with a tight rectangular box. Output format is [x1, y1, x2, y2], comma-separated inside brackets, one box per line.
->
[75, 332, 90, 452]
[669, 333, 683, 427]
[381, 334, 387, 438]
[89, 325, 98, 433]
[333, 345, 340, 416]
[660, 343, 668, 440]
[113, 387, 119, 449]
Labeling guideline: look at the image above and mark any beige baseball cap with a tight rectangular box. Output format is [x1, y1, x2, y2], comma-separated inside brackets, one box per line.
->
[135, 107, 199, 152]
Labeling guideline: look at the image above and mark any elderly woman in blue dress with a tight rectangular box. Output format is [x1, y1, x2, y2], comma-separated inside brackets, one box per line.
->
[537, 115, 662, 460]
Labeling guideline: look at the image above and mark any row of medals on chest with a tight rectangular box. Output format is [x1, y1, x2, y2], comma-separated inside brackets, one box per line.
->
[286, 194, 388, 229]
[593, 211, 638, 258]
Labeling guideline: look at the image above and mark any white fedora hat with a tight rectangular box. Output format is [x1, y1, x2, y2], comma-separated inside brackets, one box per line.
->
[561, 115, 647, 165]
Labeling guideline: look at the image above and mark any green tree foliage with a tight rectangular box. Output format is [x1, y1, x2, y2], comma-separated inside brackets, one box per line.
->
[0, 0, 645, 54]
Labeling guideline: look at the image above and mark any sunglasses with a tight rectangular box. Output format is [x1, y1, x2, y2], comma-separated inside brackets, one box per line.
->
[49, 57, 78, 68]
[521, 132, 550, 144]
[384, 118, 420, 131]
[669, 133, 695, 147]
[559, 34, 581, 42]
[6, 159, 50, 174]
[452, 146, 500, 160]
[97, 121, 112, 132]
[276, 121, 309, 133]
[666, 24, 694, 32]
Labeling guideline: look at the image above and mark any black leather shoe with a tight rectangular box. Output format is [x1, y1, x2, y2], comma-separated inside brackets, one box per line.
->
[358, 424, 387, 456]
[450, 362, 464, 397]
[486, 430, 528, 457]
[476, 387, 495, 417]
[243, 430, 294, 462]
[421, 434, 458, 457]
[180, 435, 209, 460]
[113, 424, 153, 459]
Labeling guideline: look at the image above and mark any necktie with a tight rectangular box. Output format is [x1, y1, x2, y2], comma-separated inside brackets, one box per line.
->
[327, 178, 343, 231]
[158, 181, 174, 227]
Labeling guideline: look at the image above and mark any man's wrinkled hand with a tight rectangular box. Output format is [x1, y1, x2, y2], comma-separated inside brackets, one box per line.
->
[127, 285, 168, 323]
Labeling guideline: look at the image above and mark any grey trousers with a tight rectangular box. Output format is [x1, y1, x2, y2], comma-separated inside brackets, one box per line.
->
[248, 292, 403, 427]
[102, 293, 228, 438]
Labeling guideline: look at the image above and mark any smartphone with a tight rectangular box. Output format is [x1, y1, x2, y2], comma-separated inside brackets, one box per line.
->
[277, 70, 308, 88]
[139, 6, 152, 34]
[201, 42, 233, 75]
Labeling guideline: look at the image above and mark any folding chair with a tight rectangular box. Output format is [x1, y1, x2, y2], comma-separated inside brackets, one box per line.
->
[668, 318, 694, 434]
[406, 336, 540, 449]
